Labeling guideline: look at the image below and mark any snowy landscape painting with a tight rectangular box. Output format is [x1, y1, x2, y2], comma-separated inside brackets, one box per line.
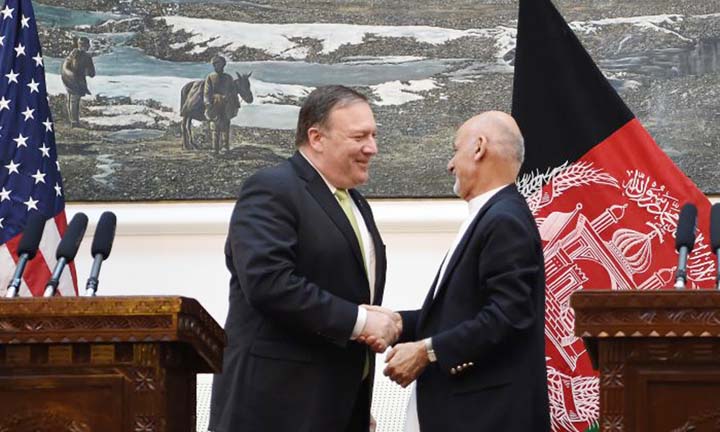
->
[36, 0, 720, 200]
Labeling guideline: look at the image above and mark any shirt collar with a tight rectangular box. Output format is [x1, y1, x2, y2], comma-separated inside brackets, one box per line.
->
[299, 149, 338, 194]
[467, 184, 510, 216]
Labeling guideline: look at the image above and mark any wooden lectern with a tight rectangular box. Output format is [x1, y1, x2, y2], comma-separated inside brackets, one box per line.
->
[0, 296, 225, 432]
[572, 290, 720, 432]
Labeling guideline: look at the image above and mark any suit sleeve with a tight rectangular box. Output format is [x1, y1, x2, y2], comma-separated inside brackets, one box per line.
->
[230, 170, 359, 345]
[398, 310, 420, 343]
[431, 212, 543, 374]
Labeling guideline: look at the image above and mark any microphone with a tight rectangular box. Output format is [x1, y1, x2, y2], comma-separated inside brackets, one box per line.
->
[5, 212, 47, 297]
[43, 213, 88, 297]
[674, 203, 698, 289]
[85, 211, 117, 296]
[711, 203, 720, 290]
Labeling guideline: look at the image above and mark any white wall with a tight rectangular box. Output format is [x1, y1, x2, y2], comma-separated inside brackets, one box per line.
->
[67, 199, 467, 322]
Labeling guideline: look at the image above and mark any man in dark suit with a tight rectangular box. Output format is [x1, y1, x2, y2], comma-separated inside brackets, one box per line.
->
[209, 86, 400, 432]
[382, 111, 550, 431]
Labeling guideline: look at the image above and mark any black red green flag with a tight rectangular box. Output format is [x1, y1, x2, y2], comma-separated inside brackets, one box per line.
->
[511, 0, 715, 430]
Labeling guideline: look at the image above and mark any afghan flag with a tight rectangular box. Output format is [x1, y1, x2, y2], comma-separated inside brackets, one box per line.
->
[511, 0, 715, 430]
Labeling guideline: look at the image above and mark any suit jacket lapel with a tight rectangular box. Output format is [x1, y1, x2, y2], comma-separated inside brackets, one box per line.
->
[350, 189, 385, 304]
[418, 261, 442, 326]
[290, 152, 368, 278]
[429, 186, 514, 303]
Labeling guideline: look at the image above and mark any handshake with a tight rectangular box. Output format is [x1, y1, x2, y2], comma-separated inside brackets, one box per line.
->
[357, 305, 402, 353]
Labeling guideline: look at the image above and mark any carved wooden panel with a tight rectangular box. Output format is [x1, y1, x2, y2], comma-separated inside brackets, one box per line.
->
[0, 345, 202, 432]
[669, 409, 720, 432]
[602, 415, 623, 432]
[573, 291, 720, 432]
[48, 345, 73, 364]
[133, 368, 157, 392]
[0, 297, 223, 432]
[0, 410, 91, 432]
[572, 291, 720, 338]
[134, 415, 160, 432]
[634, 369, 720, 432]
[0, 375, 124, 432]
[596, 339, 720, 431]
[0, 297, 225, 373]
[599, 341, 626, 431]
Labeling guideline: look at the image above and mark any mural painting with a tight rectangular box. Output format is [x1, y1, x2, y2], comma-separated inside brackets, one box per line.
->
[33, 0, 720, 200]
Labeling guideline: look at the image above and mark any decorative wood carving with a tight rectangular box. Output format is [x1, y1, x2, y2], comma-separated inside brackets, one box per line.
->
[602, 415, 623, 432]
[573, 290, 720, 431]
[0, 315, 173, 332]
[600, 364, 623, 389]
[669, 409, 720, 432]
[0, 296, 225, 371]
[134, 415, 159, 432]
[0, 296, 225, 432]
[0, 410, 91, 432]
[133, 368, 157, 392]
[573, 291, 720, 338]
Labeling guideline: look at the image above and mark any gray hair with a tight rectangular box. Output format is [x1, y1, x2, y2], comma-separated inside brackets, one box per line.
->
[510, 134, 525, 166]
[486, 114, 525, 166]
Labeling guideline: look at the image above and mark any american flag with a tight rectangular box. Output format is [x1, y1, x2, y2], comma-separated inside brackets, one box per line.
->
[0, 0, 77, 296]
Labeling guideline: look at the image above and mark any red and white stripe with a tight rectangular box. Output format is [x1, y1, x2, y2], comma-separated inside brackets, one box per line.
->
[0, 212, 77, 297]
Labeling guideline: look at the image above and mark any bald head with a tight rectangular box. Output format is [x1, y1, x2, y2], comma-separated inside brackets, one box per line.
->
[448, 111, 524, 200]
[461, 111, 524, 171]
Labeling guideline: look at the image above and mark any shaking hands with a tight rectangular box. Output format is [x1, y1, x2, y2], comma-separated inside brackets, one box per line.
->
[357, 305, 402, 353]
[356, 306, 428, 387]
[355, 306, 427, 387]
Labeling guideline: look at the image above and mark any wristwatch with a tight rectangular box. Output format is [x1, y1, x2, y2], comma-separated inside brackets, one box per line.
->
[424, 338, 437, 363]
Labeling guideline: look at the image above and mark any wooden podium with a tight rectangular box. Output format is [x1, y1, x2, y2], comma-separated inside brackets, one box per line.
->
[572, 290, 720, 432]
[0, 296, 225, 432]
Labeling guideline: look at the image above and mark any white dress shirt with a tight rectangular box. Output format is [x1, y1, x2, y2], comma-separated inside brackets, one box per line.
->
[299, 151, 376, 338]
[404, 184, 510, 432]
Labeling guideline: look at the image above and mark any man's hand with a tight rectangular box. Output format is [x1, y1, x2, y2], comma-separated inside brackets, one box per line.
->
[363, 305, 402, 336]
[359, 306, 401, 353]
[383, 341, 429, 387]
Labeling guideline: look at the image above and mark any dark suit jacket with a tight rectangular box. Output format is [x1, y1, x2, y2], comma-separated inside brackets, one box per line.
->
[399, 185, 550, 431]
[209, 152, 386, 432]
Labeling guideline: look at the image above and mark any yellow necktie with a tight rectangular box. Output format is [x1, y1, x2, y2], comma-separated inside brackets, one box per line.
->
[335, 189, 367, 274]
[335, 189, 371, 380]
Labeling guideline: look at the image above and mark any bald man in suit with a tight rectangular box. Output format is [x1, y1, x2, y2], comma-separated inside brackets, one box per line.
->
[381, 112, 550, 431]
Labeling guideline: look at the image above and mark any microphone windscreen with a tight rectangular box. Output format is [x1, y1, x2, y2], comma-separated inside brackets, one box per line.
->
[17, 212, 47, 259]
[56, 213, 89, 261]
[91, 211, 117, 259]
[675, 203, 698, 251]
[711, 203, 720, 252]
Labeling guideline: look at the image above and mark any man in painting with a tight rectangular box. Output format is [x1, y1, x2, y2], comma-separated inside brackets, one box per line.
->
[209, 85, 400, 432]
[380, 111, 550, 431]
[203, 55, 240, 153]
[61, 36, 95, 128]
